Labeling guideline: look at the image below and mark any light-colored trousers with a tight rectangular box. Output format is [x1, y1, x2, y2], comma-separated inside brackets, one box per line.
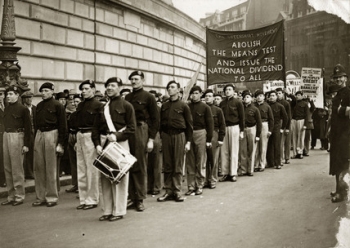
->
[221, 125, 240, 176]
[101, 140, 129, 216]
[3, 132, 25, 202]
[239, 126, 257, 174]
[280, 128, 291, 161]
[206, 131, 220, 184]
[34, 130, 59, 203]
[76, 132, 99, 205]
[186, 129, 207, 190]
[291, 119, 305, 156]
[255, 122, 269, 170]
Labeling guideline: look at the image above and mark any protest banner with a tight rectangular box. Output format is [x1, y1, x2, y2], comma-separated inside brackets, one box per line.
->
[300, 67, 324, 108]
[206, 20, 285, 86]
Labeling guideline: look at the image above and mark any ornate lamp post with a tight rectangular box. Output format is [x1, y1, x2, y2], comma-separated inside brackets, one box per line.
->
[0, 0, 29, 93]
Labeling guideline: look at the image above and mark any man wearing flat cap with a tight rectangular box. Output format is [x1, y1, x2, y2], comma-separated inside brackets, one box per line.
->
[21, 91, 36, 180]
[219, 83, 245, 182]
[1, 86, 31, 206]
[254, 90, 274, 172]
[75, 79, 104, 210]
[125, 71, 159, 211]
[32, 82, 67, 207]
[329, 64, 350, 203]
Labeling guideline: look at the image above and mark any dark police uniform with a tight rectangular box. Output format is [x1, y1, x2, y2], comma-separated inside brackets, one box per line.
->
[92, 95, 136, 217]
[0, 94, 5, 187]
[34, 84, 67, 205]
[75, 92, 103, 208]
[159, 97, 193, 199]
[125, 87, 159, 210]
[3, 90, 31, 204]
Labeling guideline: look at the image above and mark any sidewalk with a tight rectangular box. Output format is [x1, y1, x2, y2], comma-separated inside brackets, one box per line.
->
[0, 176, 72, 198]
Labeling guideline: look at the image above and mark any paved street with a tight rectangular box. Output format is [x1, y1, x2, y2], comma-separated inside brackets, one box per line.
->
[0, 148, 346, 248]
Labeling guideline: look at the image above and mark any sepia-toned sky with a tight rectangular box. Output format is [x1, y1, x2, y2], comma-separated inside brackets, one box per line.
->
[172, 0, 247, 22]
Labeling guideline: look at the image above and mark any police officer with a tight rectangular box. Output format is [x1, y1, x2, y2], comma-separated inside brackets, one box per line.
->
[203, 89, 225, 189]
[32, 82, 66, 207]
[185, 86, 213, 196]
[157, 81, 193, 202]
[75, 80, 104, 210]
[1, 86, 31, 206]
[92, 77, 136, 221]
[125, 71, 159, 212]
[0, 87, 6, 187]
[21, 91, 36, 180]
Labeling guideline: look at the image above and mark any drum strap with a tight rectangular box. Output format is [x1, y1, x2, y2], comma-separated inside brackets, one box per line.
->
[104, 101, 117, 133]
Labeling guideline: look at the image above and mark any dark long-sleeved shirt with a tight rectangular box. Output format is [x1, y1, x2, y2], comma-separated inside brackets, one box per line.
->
[277, 98, 291, 129]
[188, 101, 214, 142]
[255, 101, 274, 133]
[292, 100, 310, 121]
[244, 103, 262, 138]
[125, 88, 159, 140]
[36, 97, 67, 145]
[160, 97, 193, 142]
[268, 101, 288, 130]
[92, 96, 136, 147]
[220, 96, 245, 131]
[4, 100, 31, 147]
[207, 103, 226, 142]
[75, 97, 103, 129]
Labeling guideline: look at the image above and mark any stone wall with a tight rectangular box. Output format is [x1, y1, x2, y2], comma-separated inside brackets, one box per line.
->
[8, 0, 206, 95]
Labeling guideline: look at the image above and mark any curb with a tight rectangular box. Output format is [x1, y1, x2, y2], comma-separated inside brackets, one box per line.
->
[0, 177, 72, 199]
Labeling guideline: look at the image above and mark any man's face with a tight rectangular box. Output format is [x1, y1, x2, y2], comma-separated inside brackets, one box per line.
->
[191, 90, 202, 102]
[225, 87, 234, 97]
[58, 98, 67, 106]
[0, 91, 5, 103]
[106, 82, 120, 98]
[7, 91, 19, 103]
[41, 88, 54, 100]
[81, 85, 94, 99]
[167, 83, 179, 97]
[205, 92, 214, 104]
[68, 94, 74, 100]
[256, 94, 265, 103]
[277, 91, 284, 100]
[23, 97, 32, 106]
[130, 75, 143, 90]
[333, 76, 347, 87]
[269, 93, 277, 102]
[214, 96, 222, 106]
[295, 93, 303, 101]
[73, 98, 81, 107]
[243, 95, 252, 104]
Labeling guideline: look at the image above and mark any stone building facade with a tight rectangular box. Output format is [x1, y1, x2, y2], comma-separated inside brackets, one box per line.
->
[0, 0, 206, 95]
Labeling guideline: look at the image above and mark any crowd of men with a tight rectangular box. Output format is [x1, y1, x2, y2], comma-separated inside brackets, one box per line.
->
[0, 63, 348, 222]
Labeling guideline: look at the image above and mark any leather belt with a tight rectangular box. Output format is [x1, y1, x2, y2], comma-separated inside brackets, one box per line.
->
[38, 126, 57, 132]
[5, 128, 24, 133]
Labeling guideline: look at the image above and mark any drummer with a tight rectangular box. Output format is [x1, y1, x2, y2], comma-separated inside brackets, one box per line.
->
[92, 77, 136, 222]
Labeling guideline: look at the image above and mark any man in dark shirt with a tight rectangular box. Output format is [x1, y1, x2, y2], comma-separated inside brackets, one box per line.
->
[239, 90, 262, 176]
[75, 80, 104, 210]
[290, 91, 310, 159]
[266, 90, 288, 169]
[185, 86, 213, 196]
[92, 77, 136, 221]
[203, 89, 225, 189]
[21, 91, 36, 180]
[157, 81, 193, 202]
[219, 84, 245, 182]
[254, 90, 274, 172]
[125, 71, 159, 212]
[1, 86, 31, 206]
[65, 94, 82, 193]
[32, 82, 66, 207]
[276, 88, 291, 164]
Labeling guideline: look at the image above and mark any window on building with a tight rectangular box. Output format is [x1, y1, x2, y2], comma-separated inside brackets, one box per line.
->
[240, 6, 246, 14]
[232, 9, 238, 17]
